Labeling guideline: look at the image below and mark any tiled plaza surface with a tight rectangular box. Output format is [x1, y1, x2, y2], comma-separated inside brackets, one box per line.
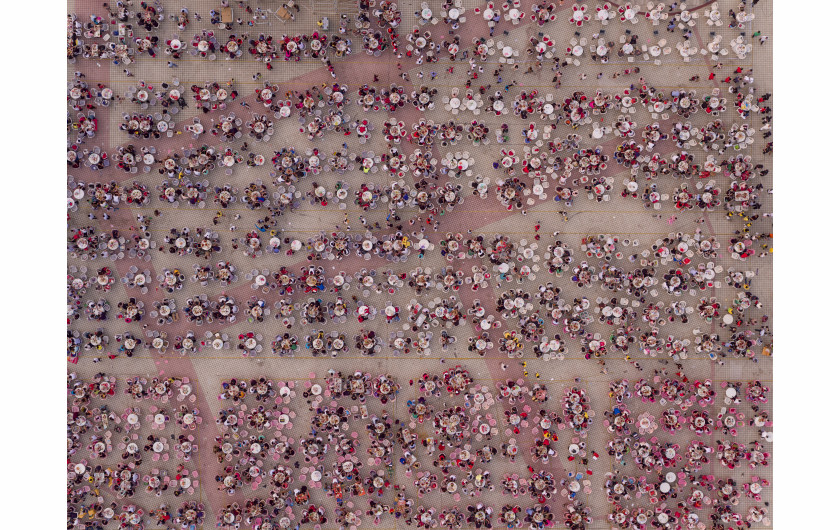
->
[67, 0, 772, 528]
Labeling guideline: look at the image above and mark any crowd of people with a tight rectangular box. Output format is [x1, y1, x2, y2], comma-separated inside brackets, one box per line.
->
[67, 0, 772, 528]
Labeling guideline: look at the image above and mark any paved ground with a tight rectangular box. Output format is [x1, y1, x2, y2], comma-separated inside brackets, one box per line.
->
[67, 0, 772, 528]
